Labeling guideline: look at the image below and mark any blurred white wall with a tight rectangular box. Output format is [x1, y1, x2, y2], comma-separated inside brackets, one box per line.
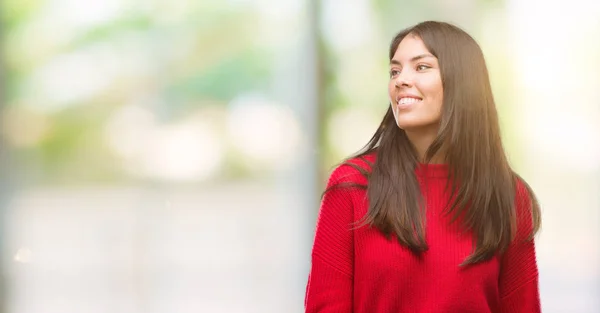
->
[508, 0, 600, 311]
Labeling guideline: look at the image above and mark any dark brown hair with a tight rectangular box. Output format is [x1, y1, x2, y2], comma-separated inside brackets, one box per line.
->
[332, 21, 541, 266]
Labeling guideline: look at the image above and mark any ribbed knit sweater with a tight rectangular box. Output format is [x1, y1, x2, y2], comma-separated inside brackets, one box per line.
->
[305, 155, 540, 313]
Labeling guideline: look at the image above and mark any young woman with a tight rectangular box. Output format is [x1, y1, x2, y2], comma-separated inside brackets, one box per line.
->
[304, 21, 542, 313]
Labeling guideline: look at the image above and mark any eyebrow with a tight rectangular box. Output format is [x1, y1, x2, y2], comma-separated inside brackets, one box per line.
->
[390, 53, 436, 66]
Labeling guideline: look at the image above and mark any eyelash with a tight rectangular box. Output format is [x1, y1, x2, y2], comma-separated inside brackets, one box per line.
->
[389, 64, 431, 77]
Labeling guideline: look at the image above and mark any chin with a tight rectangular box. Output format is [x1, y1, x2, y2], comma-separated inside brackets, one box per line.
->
[397, 125, 423, 131]
[395, 119, 424, 130]
[395, 118, 438, 132]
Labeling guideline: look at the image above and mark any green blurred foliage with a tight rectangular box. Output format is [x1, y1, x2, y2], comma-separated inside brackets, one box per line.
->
[4, 0, 527, 184]
[2, 2, 272, 184]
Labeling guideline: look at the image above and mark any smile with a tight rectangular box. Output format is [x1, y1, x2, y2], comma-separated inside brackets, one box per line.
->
[397, 97, 422, 106]
[398, 97, 423, 104]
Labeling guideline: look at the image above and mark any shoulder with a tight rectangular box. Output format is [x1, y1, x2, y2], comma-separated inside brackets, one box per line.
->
[514, 177, 530, 203]
[326, 153, 376, 187]
[513, 175, 541, 241]
[514, 176, 535, 215]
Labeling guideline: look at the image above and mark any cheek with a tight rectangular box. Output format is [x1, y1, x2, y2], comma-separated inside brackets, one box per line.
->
[420, 79, 443, 119]
[436, 86, 444, 111]
[388, 82, 395, 98]
[433, 86, 443, 107]
[424, 79, 443, 105]
[431, 89, 443, 117]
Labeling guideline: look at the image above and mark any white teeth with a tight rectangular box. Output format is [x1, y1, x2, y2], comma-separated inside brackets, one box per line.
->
[398, 97, 422, 105]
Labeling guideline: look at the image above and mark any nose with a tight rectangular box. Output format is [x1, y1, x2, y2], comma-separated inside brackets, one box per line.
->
[394, 71, 413, 88]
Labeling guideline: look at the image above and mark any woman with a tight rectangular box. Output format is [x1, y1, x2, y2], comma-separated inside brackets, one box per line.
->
[304, 21, 542, 313]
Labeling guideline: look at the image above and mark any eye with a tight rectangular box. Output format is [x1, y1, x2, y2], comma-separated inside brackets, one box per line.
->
[416, 64, 431, 71]
[389, 69, 401, 78]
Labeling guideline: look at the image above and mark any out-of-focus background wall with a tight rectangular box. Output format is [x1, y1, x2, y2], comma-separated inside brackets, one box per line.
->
[0, 0, 598, 312]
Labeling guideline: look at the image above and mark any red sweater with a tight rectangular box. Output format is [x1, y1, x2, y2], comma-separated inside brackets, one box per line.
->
[305, 155, 540, 313]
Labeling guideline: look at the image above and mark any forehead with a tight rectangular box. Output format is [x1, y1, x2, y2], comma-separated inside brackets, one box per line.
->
[392, 35, 434, 60]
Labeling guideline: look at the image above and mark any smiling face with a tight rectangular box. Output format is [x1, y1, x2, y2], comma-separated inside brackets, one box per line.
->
[388, 34, 444, 133]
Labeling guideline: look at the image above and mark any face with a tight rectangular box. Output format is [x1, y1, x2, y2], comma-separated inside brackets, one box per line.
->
[388, 35, 443, 133]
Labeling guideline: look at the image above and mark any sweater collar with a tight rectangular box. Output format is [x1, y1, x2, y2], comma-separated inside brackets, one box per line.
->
[415, 162, 448, 178]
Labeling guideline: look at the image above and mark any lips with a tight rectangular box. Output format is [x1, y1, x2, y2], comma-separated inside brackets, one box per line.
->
[396, 96, 422, 110]
[398, 97, 422, 105]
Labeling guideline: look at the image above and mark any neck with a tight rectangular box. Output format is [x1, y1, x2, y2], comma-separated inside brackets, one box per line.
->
[405, 128, 445, 164]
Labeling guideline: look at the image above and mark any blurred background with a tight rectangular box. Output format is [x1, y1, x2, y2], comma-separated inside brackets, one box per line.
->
[0, 0, 599, 312]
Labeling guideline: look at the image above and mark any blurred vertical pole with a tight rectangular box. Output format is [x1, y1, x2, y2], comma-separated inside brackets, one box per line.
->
[271, 0, 323, 309]
[294, 0, 323, 303]
[297, 0, 323, 274]
[0, 2, 8, 312]
[306, 0, 325, 230]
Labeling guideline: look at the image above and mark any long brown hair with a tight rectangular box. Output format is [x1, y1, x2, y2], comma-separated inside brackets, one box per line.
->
[333, 21, 541, 266]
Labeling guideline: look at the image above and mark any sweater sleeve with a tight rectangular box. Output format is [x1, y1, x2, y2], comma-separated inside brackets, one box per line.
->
[498, 182, 541, 313]
[305, 165, 357, 313]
